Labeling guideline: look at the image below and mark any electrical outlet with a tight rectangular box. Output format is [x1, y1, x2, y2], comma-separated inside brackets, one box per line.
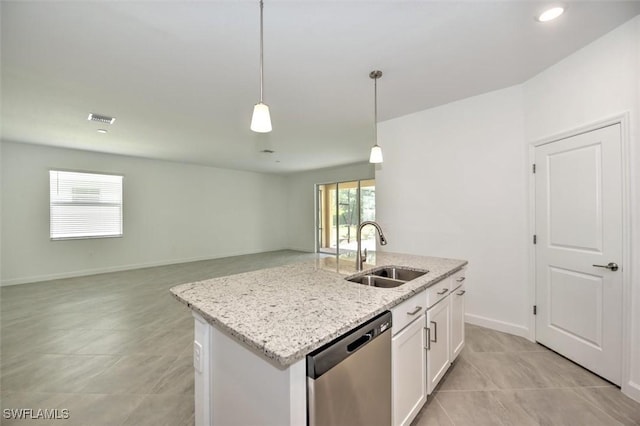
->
[193, 341, 203, 373]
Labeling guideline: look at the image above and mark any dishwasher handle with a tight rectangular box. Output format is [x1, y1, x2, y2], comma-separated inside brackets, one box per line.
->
[307, 311, 392, 379]
[347, 332, 373, 353]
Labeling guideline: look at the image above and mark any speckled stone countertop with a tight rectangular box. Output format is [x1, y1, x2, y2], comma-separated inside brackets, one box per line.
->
[170, 252, 467, 368]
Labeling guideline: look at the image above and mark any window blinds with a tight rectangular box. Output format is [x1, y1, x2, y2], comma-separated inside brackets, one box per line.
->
[49, 170, 123, 240]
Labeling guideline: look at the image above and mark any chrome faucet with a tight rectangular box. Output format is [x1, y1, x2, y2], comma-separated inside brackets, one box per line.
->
[355, 221, 388, 271]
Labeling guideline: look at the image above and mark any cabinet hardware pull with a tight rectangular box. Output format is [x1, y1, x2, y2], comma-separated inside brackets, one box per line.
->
[437, 288, 448, 295]
[430, 321, 437, 343]
[456, 276, 466, 282]
[456, 290, 466, 296]
[425, 327, 431, 350]
[407, 306, 422, 316]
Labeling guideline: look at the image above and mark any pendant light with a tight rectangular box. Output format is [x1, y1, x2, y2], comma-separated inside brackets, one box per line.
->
[369, 70, 383, 163]
[250, 0, 272, 133]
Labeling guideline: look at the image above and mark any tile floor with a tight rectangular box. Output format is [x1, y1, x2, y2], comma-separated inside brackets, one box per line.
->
[1, 250, 639, 425]
[413, 323, 640, 426]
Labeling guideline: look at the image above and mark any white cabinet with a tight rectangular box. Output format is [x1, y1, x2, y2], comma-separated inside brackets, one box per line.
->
[450, 281, 466, 360]
[392, 315, 426, 426]
[424, 267, 467, 394]
[391, 290, 427, 426]
[391, 267, 467, 422]
[426, 295, 451, 395]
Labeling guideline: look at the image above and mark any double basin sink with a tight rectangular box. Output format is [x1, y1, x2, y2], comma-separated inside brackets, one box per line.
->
[347, 267, 428, 288]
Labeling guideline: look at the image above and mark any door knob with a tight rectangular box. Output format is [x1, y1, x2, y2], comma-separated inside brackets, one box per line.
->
[592, 262, 619, 271]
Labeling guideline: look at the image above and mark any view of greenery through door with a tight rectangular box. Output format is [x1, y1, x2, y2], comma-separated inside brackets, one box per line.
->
[316, 179, 375, 258]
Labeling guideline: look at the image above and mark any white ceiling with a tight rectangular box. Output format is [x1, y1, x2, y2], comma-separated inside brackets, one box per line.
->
[2, 1, 639, 174]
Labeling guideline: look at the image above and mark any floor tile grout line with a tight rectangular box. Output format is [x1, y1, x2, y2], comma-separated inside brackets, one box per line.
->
[568, 387, 635, 425]
[457, 351, 502, 391]
[433, 393, 457, 426]
[488, 388, 520, 426]
[118, 392, 151, 426]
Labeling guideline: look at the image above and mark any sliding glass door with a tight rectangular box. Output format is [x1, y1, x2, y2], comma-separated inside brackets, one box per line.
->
[316, 179, 375, 258]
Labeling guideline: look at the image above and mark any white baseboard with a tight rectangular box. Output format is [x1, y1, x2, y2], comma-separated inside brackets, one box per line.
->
[285, 246, 314, 253]
[465, 313, 530, 340]
[0, 248, 293, 286]
[622, 380, 640, 403]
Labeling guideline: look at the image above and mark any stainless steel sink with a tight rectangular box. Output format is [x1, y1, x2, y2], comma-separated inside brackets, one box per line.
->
[346, 267, 428, 288]
[347, 275, 406, 288]
[370, 267, 427, 281]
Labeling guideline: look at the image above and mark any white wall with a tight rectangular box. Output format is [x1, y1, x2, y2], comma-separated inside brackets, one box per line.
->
[1, 142, 288, 285]
[523, 15, 640, 401]
[285, 162, 374, 252]
[377, 15, 640, 401]
[376, 85, 529, 336]
[1, 144, 372, 285]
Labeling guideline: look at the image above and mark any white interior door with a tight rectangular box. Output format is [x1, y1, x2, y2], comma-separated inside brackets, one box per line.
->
[534, 123, 623, 385]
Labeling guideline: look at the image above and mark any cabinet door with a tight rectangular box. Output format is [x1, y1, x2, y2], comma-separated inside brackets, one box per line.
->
[450, 285, 465, 360]
[392, 318, 426, 426]
[426, 298, 450, 394]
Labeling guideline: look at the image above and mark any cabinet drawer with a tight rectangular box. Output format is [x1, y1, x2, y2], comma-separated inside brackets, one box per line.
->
[450, 268, 467, 291]
[425, 279, 450, 309]
[392, 291, 427, 335]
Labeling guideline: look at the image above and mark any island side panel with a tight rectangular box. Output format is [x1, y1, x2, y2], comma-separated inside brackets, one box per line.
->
[194, 313, 212, 426]
[289, 358, 307, 426]
[193, 313, 307, 426]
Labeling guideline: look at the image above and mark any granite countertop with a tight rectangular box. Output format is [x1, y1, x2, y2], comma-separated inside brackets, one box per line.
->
[170, 252, 467, 368]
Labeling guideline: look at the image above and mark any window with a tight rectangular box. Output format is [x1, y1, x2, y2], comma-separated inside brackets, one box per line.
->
[316, 179, 375, 257]
[49, 170, 123, 240]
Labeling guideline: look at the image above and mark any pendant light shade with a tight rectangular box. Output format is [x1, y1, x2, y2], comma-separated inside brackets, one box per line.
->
[251, 0, 272, 133]
[251, 102, 272, 133]
[369, 70, 383, 164]
[369, 144, 383, 163]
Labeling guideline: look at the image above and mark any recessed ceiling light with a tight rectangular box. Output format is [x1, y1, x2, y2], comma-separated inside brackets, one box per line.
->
[537, 6, 565, 22]
[97, 129, 108, 134]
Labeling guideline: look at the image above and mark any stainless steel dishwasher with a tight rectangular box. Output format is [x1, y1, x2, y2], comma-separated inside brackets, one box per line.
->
[307, 311, 392, 426]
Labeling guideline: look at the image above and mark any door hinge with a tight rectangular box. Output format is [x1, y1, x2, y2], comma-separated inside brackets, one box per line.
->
[532, 164, 536, 173]
[533, 235, 537, 244]
[533, 305, 537, 315]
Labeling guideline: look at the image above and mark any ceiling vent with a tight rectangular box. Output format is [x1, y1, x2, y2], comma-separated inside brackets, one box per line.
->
[88, 113, 116, 125]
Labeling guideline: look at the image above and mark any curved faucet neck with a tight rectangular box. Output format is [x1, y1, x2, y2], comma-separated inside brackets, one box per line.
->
[359, 221, 382, 233]
[355, 221, 387, 271]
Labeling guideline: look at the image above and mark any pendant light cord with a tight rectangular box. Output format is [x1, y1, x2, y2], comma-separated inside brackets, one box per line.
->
[259, 0, 264, 103]
[368, 70, 383, 163]
[373, 75, 378, 143]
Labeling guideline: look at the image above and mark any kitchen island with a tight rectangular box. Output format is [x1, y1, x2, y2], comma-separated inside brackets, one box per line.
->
[170, 252, 467, 426]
